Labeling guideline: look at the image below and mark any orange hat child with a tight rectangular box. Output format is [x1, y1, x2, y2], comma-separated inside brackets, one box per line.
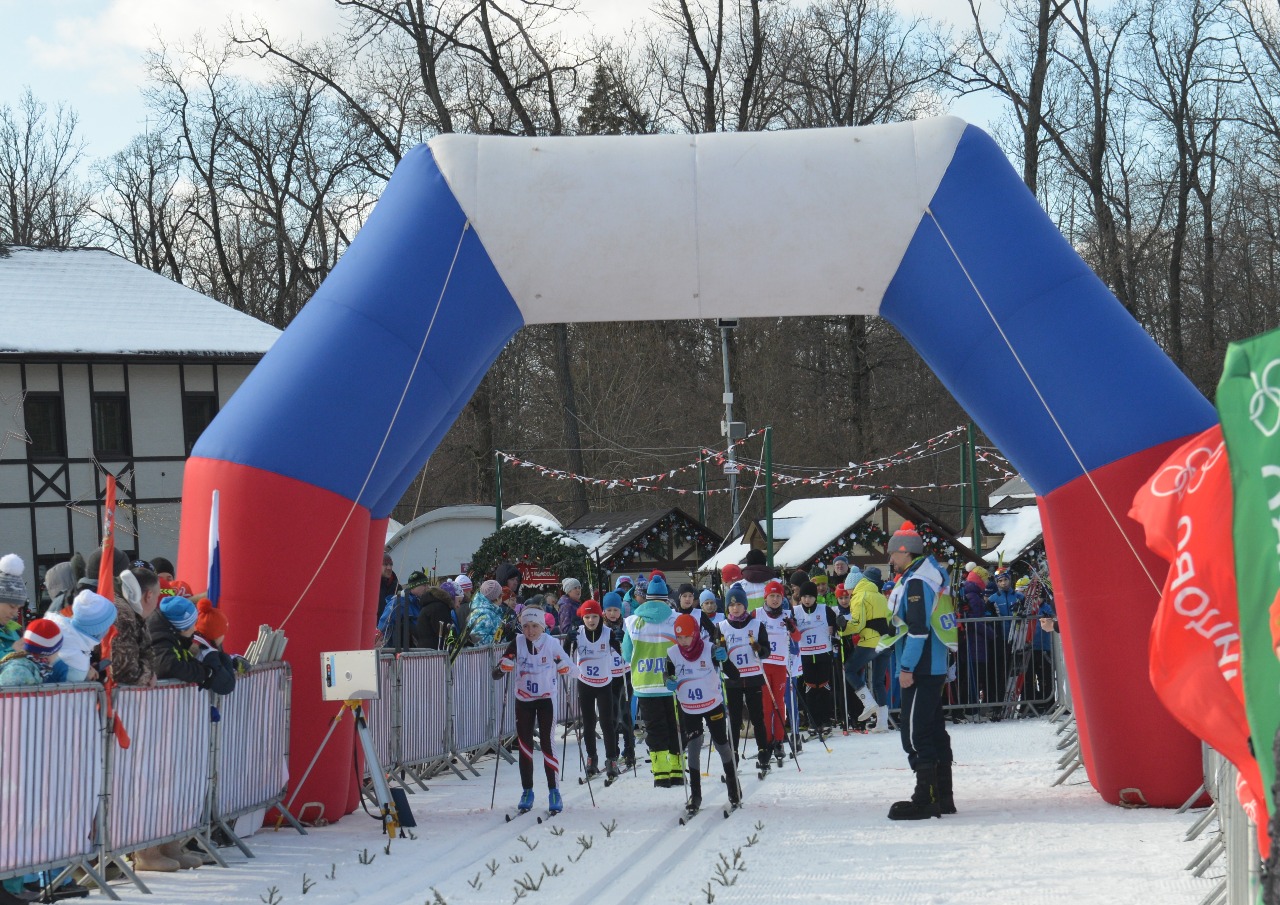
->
[195, 598, 229, 641]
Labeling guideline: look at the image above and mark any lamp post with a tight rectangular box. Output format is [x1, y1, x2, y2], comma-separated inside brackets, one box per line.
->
[718, 319, 745, 538]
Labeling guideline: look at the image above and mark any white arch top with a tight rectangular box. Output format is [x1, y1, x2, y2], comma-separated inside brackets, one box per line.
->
[429, 116, 969, 325]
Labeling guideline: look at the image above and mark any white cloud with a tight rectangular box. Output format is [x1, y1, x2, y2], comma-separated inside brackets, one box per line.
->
[24, 0, 346, 94]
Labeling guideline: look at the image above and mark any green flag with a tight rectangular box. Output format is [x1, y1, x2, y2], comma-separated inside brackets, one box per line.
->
[1216, 325, 1280, 824]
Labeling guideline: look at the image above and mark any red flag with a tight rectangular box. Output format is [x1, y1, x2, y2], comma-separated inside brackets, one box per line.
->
[98, 475, 117, 594]
[1130, 425, 1264, 847]
[97, 475, 130, 748]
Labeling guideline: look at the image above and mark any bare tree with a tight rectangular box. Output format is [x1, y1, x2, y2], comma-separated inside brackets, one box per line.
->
[1125, 0, 1233, 368]
[94, 130, 192, 280]
[959, 0, 1070, 194]
[0, 89, 94, 246]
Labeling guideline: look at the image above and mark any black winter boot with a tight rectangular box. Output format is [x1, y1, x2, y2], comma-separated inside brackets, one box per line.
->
[888, 762, 942, 820]
[938, 761, 956, 815]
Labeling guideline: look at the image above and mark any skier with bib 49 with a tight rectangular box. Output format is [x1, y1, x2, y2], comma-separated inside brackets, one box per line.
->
[885, 522, 956, 820]
[492, 605, 573, 815]
[665, 613, 742, 817]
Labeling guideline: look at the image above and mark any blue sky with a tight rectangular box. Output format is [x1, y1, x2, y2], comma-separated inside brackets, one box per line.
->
[0, 0, 991, 162]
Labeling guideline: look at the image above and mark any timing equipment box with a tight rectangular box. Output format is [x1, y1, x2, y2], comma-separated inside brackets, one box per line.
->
[320, 649, 381, 702]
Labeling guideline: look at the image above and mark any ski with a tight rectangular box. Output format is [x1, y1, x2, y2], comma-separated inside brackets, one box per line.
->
[536, 811, 561, 823]
[678, 806, 700, 826]
[723, 801, 742, 818]
[505, 809, 532, 822]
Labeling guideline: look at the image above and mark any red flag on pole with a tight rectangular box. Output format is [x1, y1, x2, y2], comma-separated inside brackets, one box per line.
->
[97, 474, 130, 748]
[98, 475, 117, 594]
[1129, 425, 1265, 848]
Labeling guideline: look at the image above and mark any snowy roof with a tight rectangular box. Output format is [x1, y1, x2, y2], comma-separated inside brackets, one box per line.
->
[697, 538, 755, 573]
[504, 514, 580, 543]
[0, 246, 280, 356]
[564, 508, 720, 565]
[989, 474, 1034, 508]
[506, 503, 562, 526]
[982, 505, 1043, 564]
[564, 510, 661, 559]
[770, 495, 882, 569]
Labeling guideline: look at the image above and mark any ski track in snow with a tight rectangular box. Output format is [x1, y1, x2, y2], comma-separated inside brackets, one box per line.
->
[125, 719, 1217, 904]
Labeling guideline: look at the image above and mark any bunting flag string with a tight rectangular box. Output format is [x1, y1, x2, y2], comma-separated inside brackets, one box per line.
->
[496, 425, 1014, 496]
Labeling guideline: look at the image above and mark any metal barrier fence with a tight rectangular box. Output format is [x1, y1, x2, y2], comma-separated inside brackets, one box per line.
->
[0, 666, 295, 899]
[397, 651, 449, 779]
[211, 664, 293, 850]
[1183, 745, 1261, 905]
[106, 684, 211, 856]
[363, 641, 590, 798]
[947, 614, 1059, 719]
[0, 684, 104, 890]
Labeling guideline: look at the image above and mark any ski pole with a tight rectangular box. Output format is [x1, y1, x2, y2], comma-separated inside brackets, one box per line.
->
[760, 672, 801, 772]
[491, 672, 510, 810]
[562, 674, 596, 807]
[671, 691, 691, 809]
[836, 634, 850, 734]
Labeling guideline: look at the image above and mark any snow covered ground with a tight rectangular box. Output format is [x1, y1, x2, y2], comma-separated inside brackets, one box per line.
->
[126, 717, 1216, 905]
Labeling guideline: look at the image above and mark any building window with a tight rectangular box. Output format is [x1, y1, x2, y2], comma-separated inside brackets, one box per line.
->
[24, 393, 66, 459]
[183, 393, 218, 456]
[91, 394, 133, 459]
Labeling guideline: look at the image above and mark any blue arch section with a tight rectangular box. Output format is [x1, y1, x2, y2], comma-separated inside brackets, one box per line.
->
[880, 126, 1216, 496]
[193, 145, 524, 516]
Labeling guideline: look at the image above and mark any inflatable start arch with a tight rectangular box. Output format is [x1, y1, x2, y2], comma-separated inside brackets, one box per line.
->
[176, 117, 1215, 818]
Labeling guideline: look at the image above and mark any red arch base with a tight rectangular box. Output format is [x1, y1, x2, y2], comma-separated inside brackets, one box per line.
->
[177, 457, 384, 821]
[1041, 438, 1201, 807]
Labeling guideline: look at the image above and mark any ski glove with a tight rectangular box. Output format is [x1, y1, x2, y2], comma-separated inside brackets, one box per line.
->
[499, 657, 515, 673]
[712, 645, 728, 663]
[782, 615, 798, 633]
[556, 659, 571, 676]
[664, 676, 678, 692]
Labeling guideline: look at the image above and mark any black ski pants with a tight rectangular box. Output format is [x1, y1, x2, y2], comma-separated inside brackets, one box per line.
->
[898, 673, 953, 771]
[515, 697, 559, 790]
[578, 681, 618, 763]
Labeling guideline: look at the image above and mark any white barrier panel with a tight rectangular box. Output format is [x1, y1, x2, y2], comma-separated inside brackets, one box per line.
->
[498, 668, 516, 737]
[451, 647, 495, 752]
[214, 663, 291, 820]
[397, 651, 448, 767]
[107, 683, 210, 851]
[362, 655, 399, 768]
[0, 685, 102, 880]
[555, 670, 581, 724]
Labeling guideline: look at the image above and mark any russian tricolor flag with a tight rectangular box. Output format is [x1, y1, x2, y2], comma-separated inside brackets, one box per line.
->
[207, 489, 221, 606]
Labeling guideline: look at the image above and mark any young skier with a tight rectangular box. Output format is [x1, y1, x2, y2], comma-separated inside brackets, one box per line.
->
[621, 575, 682, 787]
[676, 583, 717, 637]
[491, 605, 573, 815]
[665, 613, 741, 816]
[716, 586, 772, 775]
[601, 592, 636, 771]
[564, 598, 621, 780]
[753, 580, 799, 766]
[794, 580, 839, 732]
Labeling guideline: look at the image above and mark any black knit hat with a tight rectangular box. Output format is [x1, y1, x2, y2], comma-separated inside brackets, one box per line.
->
[799, 581, 818, 599]
[789, 569, 810, 588]
[743, 549, 766, 567]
